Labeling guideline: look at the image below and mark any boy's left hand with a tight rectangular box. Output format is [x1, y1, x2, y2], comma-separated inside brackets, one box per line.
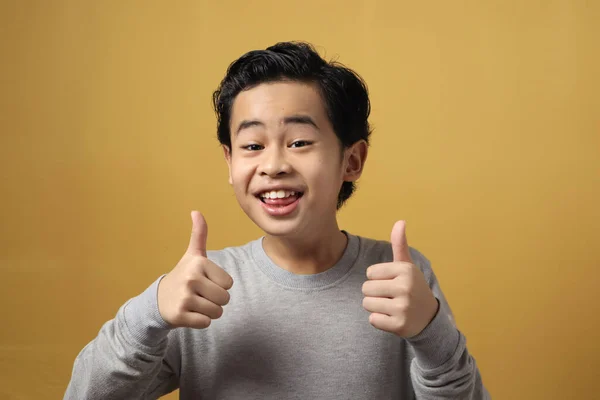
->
[362, 221, 439, 338]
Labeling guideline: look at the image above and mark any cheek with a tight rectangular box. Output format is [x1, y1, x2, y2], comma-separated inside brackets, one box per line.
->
[230, 160, 255, 191]
[309, 156, 345, 192]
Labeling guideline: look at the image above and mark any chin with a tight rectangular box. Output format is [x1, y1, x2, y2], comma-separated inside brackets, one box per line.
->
[250, 214, 306, 238]
[239, 206, 301, 238]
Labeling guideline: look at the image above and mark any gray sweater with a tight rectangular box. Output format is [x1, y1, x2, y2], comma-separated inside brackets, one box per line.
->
[65, 233, 489, 399]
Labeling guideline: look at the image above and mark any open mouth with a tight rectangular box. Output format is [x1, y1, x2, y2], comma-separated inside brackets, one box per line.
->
[257, 189, 304, 205]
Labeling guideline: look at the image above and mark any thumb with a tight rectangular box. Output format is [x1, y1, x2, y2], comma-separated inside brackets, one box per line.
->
[391, 220, 413, 263]
[188, 211, 208, 257]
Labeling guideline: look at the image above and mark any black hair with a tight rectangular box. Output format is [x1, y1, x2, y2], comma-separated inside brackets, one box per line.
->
[212, 41, 371, 209]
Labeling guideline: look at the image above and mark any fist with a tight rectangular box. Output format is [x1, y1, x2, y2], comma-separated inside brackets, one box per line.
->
[362, 221, 439, 338]
[157, 211, 234, 329]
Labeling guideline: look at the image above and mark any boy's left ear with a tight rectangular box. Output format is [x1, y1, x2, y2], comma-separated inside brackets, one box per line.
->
[223, 145, 233, 185]
[343, 140, 368, 182]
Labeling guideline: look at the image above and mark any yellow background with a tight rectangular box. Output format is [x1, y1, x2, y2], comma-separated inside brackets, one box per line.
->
[1, 1, 598, 399]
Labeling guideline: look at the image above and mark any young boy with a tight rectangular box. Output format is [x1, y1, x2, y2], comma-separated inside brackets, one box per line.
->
[65, 42, 489, 399]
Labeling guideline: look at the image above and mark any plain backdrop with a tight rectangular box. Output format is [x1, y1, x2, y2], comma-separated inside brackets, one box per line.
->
[1, 1, 598, 399]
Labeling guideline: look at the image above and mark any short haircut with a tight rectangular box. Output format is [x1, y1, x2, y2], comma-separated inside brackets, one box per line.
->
[213, 41, 371, 208]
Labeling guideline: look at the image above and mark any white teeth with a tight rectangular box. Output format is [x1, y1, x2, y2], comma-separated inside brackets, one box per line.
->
[261, 190, 297, 199]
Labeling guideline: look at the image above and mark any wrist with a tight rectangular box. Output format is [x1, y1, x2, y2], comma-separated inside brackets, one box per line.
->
[405, 297, 461, 370]
[122, 275, 172, 347]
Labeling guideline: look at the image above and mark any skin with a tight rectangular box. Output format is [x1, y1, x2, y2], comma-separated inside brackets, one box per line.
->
[362, 220, 439, 338]
[223, 81, 367, 275]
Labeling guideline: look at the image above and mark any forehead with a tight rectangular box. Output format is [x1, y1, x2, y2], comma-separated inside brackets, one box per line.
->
[230, 81, 328, 124]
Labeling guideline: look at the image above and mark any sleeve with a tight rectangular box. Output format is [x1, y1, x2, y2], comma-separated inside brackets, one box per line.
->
[63, 276, 180, 400]
[405, 249, 491, 400]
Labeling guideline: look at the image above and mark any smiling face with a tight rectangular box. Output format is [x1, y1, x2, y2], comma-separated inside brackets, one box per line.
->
[223, 81, 367, 238]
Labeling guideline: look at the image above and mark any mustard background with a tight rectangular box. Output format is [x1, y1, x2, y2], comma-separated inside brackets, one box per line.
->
[1, 1, 598, 399]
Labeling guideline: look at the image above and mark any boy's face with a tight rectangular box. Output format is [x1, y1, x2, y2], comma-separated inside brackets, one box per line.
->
[223, 81, 366, 238]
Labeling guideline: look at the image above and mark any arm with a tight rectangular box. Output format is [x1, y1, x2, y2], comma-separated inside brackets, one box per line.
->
[362, 221, 489, 399]
[406, 251, 490, 400]
[65, 211, 233, 399]
[64, 277, 179, 400]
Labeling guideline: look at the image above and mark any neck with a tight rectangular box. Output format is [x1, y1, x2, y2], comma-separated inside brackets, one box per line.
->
[262, 222, 348, 275]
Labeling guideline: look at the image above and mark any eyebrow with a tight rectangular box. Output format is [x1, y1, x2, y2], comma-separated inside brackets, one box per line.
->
[235, 115, 319, 135]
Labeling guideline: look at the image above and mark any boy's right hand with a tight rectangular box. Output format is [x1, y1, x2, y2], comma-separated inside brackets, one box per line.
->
[157, 211, 234, 329]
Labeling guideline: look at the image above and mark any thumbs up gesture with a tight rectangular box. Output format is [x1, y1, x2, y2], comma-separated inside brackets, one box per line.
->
[362, 221, 439, 338]
[157, 211, 234, 329]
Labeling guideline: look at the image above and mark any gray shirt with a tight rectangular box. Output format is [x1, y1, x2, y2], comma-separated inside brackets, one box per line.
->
[64, 233, 489, 399]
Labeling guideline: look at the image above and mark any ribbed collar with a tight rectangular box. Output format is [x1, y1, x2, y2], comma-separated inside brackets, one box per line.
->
[249, 232, 360, 290]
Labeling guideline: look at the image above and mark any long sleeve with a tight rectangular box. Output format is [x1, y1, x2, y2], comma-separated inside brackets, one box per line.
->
[406, 250, 490, 399]
[64, 276, 179, 400]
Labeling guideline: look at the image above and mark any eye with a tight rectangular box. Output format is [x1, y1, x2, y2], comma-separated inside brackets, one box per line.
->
[242, 144, 264, 151]
[290, 140, 312, 148]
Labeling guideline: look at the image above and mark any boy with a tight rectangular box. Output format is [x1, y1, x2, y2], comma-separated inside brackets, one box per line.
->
[65, 42, 489, 399]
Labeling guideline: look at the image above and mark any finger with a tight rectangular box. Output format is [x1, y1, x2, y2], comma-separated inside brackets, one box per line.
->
[361, 280, 398, 298]
[391, 220, 413, 263]
[203, 259, 234, 290]
[180, 312, 212, 329]
[187, 296, 224, 320]
[369, 312, 401, 334]
[192, 275, 231, 306]
[366, 262, 407, 280]
[188, 211, 208, 257]
[362, 296, 398, 316]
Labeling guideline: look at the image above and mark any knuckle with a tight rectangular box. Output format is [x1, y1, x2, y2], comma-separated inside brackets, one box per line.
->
[393, 318, 405, 332]
[198, 318, 211, 329]
[180, 291, 196, 309]
[184, 279, 195, 291]
[191, 315, 211, 329]
[211, 290, 226, 306]
[362, 297, 370, 309]
[393, 301, 407, 314]
[361, 282, 369, 295]
[223, 291, 231, 306]
[393, 281, 405, 294]
[179, 295, 193, 312]
[176, 301, 188, 315]
[225, 277, 234, 290]
[184, 270, 199, 284]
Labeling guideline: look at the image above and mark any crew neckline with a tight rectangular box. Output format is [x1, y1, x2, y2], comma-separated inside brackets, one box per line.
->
[250, 231, 361, 290]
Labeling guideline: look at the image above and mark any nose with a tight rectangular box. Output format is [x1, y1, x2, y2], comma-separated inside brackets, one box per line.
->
[257, 146, 292, 177]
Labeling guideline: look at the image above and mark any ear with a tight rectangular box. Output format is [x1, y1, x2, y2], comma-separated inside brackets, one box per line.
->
[342, 140, 368, 182]
[222, 145, 233, 185]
